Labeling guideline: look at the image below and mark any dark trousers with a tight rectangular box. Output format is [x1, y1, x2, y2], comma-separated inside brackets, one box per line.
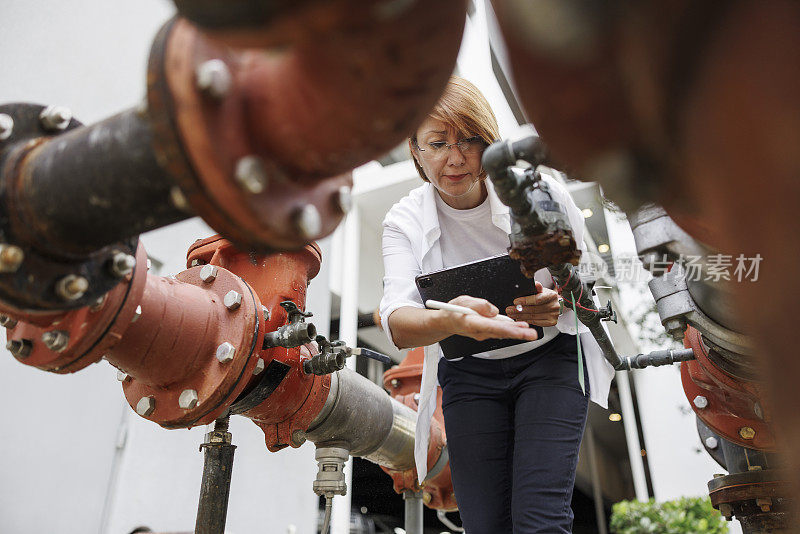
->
[437, 333, 589, 534]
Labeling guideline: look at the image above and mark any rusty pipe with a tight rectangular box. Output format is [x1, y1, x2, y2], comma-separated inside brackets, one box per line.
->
[145, 1, 466, 250]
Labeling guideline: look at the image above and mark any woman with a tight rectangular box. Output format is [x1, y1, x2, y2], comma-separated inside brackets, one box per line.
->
[379, 77, 614, 533]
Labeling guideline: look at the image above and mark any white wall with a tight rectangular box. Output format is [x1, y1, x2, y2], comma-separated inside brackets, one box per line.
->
[0, 3, 320, 533]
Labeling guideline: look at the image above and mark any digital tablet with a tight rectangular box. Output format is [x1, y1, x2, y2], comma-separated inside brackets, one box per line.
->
[415, 253, 544, 359]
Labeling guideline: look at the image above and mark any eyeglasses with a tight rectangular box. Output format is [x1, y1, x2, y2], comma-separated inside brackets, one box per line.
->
[416, 136, 486, 160]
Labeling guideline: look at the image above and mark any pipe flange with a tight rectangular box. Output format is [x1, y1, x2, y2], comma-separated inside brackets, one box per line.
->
[121, 265, 263, 428]
[0, 103, 139, 313]
[5, 242, 148, 373]
[146, 18, 351, 252]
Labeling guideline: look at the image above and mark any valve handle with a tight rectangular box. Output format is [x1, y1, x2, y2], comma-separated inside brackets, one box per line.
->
[280, 300, 313, 323]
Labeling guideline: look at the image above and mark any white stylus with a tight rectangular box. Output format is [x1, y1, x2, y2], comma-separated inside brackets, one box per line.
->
[425, 299, 516, 322]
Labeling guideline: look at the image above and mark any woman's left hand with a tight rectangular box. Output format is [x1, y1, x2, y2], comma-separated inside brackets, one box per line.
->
[506, 281, 561, 327]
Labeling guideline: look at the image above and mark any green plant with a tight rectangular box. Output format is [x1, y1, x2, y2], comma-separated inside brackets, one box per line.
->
[610, 496, 728, 534]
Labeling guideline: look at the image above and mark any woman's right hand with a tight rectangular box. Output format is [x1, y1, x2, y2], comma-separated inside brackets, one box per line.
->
[444, 295, 539, 342]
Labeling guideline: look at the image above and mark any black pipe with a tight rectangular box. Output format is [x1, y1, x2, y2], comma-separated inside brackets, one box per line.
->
[172, 0, 320, 30]
[15, 107, 187, 255]
[195, 418, 236, 534]
[548, 262, 622, 369]
[620, 348, 695, 370]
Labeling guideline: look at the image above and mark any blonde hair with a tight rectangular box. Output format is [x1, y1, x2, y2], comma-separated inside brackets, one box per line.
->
[410, 76, 500, 182]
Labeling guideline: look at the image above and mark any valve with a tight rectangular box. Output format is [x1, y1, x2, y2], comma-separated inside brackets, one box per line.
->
[263, 301, 317, 349]
[303, 335, 392, 376]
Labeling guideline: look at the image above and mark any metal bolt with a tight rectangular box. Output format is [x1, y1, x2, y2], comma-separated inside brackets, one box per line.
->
[110, 252, 136, 277]
[291, 429, 306, 446]
[756, 497, 772, 512]
[136, 396, 156, 417]
[55, 274, 89, 301]
[712, 473, 725, 479]
[234, 156, 268, 194]
[0, 244, 25, 272]
[224, 290, 242, 310]
[199, 264, 219, 283]
[422, 492, 432, 505]
[41, 330, 69, 352]
[390, 378, 399, 388]
[216, 341, 236, 363]
[116, 370, 130, 382]
[6, 339, 32, 358]
[179, 389, 199, 409]
[335, 185, 353, 213]
[90, 295, 106, 311]
[195, 59, 232, 99]
[705, 436, 719, 449]
[295, 204, 322, 239]
[0, 315, 18, 328]
[39, 105, 72, 131]
[739, 426, 756, 440]
[253, 357, 265, 375]
[718, 503, 733, 520]
[0, 113, 14, 140]
[693, 395, 708, 409]
[169, 186, 191, 212]
[131, 305, 142, 323]
[262, 305, 271, 322]
[665, 318, 686, 340]
[754, 402, 764, 420]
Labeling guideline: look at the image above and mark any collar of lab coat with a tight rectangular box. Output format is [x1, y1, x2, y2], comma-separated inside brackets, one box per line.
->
[420, 179, 511, 256]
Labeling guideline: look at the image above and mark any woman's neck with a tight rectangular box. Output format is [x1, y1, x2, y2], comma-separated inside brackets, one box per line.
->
[435, 180, 488, 210]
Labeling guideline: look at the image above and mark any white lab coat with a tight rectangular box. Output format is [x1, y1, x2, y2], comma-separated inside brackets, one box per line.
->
[379, 174, 615, 482]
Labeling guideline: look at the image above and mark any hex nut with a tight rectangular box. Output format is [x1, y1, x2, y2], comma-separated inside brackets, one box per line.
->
[136, 396, 156, 417]
[216, 342, 236, 363]
[693, 395, 708, 409]
[199, 264, 219, 283]
[41, 330, 69, 352]
[116, 370, 130, 382]
[390, 378, 399, 388]
[39, 105, 72, 131]
[224, 290, 242, 310]
[718, 503, 733, 520]
[335, 185, 353, 214]
[0, 113, 13, 140]
[253, 357, 265, 375]
[0, 315, 18, 329]
[739, 426, 756, 440]
[704, 436, 719, 449]
[196, 59, 232, 99]
[170, 186, 191, 212]
[754, 402, 764, 420]
[6, 339, 32, 358]
[55, 274, 89, 301]
[110, 252, 136, 277]
[0, 244, 24, 273]
[295, 204, 322, 239]
[262, 305, 271, 322]
[291, 429, 306, 446]
[179, 389, 199, 409]
[235, 156, 268, 194]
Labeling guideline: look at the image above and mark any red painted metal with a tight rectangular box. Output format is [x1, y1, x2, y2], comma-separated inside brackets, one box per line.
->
[5, 242, 148, 372]
[382, 347, 458, 512]
[114, 263, 263, 428]
[681, 326, 773, 450]
[146, 0, 466, 251]
[186, 235, 329, 450]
